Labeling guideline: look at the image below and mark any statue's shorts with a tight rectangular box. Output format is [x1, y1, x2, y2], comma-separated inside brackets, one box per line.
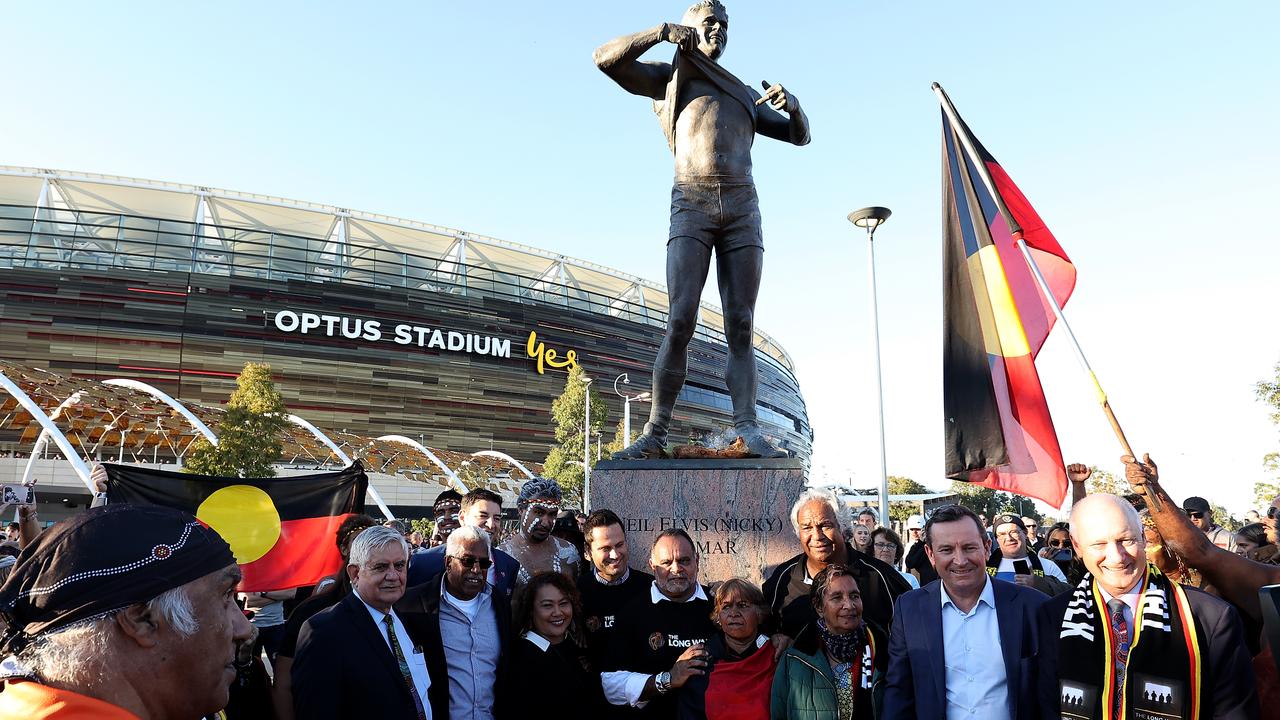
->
[668, 177, 763, 253]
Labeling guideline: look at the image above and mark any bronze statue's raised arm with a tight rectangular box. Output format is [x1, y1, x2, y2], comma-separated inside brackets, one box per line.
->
[593, 24, 686, 101]
[755, 81, 811, 146]
[1124, 453, 1280, 626]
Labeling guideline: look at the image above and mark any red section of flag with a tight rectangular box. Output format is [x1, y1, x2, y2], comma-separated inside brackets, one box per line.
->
[239, 514, 354, 592]
[970, 351, 1066, 506]
[986, 160, 1076, 355]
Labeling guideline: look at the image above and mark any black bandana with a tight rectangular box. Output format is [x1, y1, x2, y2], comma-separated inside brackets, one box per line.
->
[0, 504, 235, 654]
[816, 617, 865, 664]
[1053, 565, 1202, 719]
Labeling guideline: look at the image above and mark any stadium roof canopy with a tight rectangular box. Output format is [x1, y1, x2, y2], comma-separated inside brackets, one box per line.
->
[0, 166, 794, 371]
[0, 361, 530, 506]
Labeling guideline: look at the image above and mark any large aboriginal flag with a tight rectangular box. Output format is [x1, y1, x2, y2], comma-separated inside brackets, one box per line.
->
[104, 462, 368, 591]
[938, 84, 1076, 507]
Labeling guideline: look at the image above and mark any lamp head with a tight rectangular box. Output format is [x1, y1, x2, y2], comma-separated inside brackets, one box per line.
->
[847, 206, 892, 232]
[637, 392, 651, 401]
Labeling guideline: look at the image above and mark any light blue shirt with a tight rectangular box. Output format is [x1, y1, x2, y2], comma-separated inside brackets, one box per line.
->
[940, 576, 1009, 720]
[439, 579, 499, 720]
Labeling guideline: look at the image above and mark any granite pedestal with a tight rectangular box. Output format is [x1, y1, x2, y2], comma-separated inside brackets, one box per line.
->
[590, 458, 806, 585]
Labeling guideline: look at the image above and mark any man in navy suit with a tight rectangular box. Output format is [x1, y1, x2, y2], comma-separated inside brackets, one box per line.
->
[408, 488, 519, 599]
[884, 504, 1046, 720]
[293, 525, 440, 719]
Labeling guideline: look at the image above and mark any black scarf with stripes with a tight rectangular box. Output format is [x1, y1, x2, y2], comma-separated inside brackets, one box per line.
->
[1053, 565, 1203, 720]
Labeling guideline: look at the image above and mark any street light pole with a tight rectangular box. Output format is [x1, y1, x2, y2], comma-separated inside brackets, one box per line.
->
[848, 206, 893, 530]
[581, 374, 593, 512]
[613, 373, 650, 448]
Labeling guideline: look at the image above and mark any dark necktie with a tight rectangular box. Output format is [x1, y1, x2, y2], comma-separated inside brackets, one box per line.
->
[1108, 599, 1131, 718]
[383, 613, 427, 720]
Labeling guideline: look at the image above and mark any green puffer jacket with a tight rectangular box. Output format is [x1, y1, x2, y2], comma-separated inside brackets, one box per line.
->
[770, 621, 886, 720]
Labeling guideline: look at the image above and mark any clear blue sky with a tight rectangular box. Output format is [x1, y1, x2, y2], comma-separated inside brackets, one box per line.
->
[4, 2, 1278, 515]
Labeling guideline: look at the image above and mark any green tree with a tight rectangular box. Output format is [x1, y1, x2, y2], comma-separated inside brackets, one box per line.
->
[949, 481, 1007, 520]
[1086, 466, 1125, 496]
[184, 363, 286, 478]
[1255, 478, 1280, 510]
[887, 476, 929, 523]
[604, 418, 632, 457]
[541, 365, 606, 507]
[1210, 503, 1242, 532]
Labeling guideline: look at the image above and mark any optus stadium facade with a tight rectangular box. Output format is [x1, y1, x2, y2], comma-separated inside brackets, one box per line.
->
[0, 166, 812, 481]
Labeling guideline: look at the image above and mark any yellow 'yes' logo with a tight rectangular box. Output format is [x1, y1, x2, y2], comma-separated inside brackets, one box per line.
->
[526, 331, 579, 375]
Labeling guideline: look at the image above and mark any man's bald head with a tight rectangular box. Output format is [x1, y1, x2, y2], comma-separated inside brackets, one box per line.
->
[1071, 494, 1147, 596]
[1071, 493, 1142, 539]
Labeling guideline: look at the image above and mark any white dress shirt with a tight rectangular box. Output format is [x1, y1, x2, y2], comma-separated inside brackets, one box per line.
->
[940, 576, 1009, 720]
[601, 583, 711, 708]
[354, 591, 432, 718]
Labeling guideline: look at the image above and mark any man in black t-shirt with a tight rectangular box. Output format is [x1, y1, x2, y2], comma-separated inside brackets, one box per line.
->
[763, 489, 911, 637]
[601, 529, 715, 718]
[578, 510, 654, 668]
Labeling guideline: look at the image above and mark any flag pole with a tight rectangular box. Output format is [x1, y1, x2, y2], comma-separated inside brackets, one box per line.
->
[931, 82, 1152, 508]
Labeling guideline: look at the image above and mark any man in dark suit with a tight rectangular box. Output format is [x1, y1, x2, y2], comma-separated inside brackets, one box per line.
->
[884, 504, 1046, 720]
[293, 525, 440, 719]
[1037, 493, 1258, 720]
[398, 525, 512, 720]
[408, 488, 520, 600]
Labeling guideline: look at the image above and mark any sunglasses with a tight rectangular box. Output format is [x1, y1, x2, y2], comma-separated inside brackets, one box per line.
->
[1186, 511, 1204, 519]
[1269, 506, 1279, 519]
[1048, 540, 1070, 548]
[450, 555, 492, 570]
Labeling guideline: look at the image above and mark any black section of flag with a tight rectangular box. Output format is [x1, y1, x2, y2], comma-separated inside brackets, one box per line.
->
[941, 113, 1007, 478]
[103, 462, 368, 520]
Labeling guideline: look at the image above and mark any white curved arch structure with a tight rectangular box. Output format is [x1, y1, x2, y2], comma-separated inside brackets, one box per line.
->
[21, 391, 85, 485]
[0, 373, 93, 490]
[286, 414, 395, 521]
[376, 435, 467, 494]
[103, 379, 219, 446]
[471, 450, 534, 479]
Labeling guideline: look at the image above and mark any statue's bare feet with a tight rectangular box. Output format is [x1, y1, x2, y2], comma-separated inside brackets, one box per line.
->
[739, 428, 788, 459]
[611, 433, 670, 460]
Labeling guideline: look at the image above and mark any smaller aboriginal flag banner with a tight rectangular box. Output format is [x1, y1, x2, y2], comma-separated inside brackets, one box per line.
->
[938, 84, 1076, 507]
[104, 462, 368, 591]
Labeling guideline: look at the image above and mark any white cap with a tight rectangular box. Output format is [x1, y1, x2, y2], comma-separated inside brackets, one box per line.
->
[906, 514, 924, 530]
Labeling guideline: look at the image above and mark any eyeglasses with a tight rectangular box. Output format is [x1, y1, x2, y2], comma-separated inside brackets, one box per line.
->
[872, 542, 897, 551]
[450, 555, 492, 570]
[1186, 511, 1204, 519]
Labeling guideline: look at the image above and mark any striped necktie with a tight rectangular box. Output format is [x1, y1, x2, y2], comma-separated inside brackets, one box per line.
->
[1108, 599, 1131, 718]
[383, 613, 427, 720]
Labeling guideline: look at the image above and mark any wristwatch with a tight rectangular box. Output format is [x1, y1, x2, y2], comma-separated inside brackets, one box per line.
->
[654, 671, 672, 694]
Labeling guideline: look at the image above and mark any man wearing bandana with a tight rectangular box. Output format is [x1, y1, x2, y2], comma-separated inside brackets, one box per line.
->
[0, 504, 254, 719]
[498, 477, 581, 586]
[427, 490, 463, 549]
[1037, 494, 1258, 720]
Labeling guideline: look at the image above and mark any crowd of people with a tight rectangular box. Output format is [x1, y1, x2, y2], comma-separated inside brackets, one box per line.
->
[0, 453, 1272, 719]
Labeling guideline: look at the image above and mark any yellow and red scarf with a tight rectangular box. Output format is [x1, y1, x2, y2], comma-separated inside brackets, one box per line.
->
[1055, 565, 1203, 720]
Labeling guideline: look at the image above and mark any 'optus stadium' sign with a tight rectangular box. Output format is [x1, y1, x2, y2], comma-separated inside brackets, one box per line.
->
[270, 310, 579, 375]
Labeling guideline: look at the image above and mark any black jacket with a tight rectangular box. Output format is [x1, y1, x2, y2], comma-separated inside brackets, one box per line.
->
[291, 591, 437, 720]
[396, 573, 513, 719]
[1036, 583, 1259, 720]
[763, 541, 911, 637]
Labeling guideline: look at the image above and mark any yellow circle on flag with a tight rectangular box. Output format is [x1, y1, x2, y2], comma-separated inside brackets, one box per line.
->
[196, 485, 282, 564]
